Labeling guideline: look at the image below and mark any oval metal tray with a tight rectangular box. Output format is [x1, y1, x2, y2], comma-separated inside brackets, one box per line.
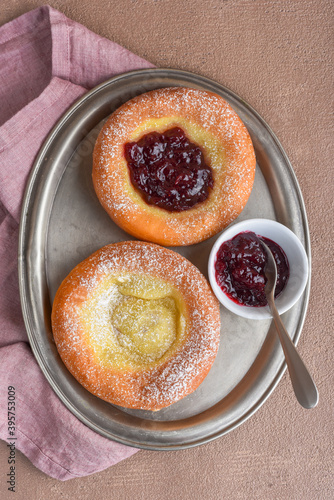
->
[18, 68, 310, 450]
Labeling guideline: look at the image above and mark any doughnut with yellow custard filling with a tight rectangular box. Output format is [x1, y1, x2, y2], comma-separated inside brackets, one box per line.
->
[51, 241, 221, 410]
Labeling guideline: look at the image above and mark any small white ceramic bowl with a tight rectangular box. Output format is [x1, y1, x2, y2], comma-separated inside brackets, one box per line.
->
[208, 218, 309, 320]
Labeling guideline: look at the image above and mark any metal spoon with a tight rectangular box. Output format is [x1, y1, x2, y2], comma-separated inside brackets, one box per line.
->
[261, 241, 319, 409]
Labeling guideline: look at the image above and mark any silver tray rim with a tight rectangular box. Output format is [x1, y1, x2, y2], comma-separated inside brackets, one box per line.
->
[18, 68, 311, 450]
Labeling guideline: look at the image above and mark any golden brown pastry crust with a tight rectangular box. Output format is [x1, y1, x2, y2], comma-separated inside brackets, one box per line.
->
[92, 87, 256, 246]
[51, 241, 221, 411]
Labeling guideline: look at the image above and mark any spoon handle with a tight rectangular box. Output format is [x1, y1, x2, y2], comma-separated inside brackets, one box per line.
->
[267, 297, 319, 409]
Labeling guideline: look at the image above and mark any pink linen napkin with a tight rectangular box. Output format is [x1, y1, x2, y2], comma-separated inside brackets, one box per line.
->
[0, 5, 155, 481]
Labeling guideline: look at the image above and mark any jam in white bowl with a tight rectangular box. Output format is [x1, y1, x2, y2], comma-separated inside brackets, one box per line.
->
[208, 219, 309, 320]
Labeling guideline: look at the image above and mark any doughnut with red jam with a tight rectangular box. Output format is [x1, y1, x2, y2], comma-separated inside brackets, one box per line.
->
[93, 87, 256, 246]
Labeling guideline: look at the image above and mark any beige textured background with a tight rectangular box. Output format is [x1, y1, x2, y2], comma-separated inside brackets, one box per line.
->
[1, 1, 333, 499]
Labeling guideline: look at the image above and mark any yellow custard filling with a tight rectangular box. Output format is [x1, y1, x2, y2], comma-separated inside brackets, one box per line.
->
[80, 273, 186, 369]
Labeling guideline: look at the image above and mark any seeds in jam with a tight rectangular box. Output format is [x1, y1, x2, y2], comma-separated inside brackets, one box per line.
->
[215, 231, 290, 307]
[124, 127, 214, 212]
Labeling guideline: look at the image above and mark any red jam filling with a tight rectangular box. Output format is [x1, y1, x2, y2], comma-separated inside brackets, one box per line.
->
[124, 127, 214, 212]
[215, 231, 289, 307]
